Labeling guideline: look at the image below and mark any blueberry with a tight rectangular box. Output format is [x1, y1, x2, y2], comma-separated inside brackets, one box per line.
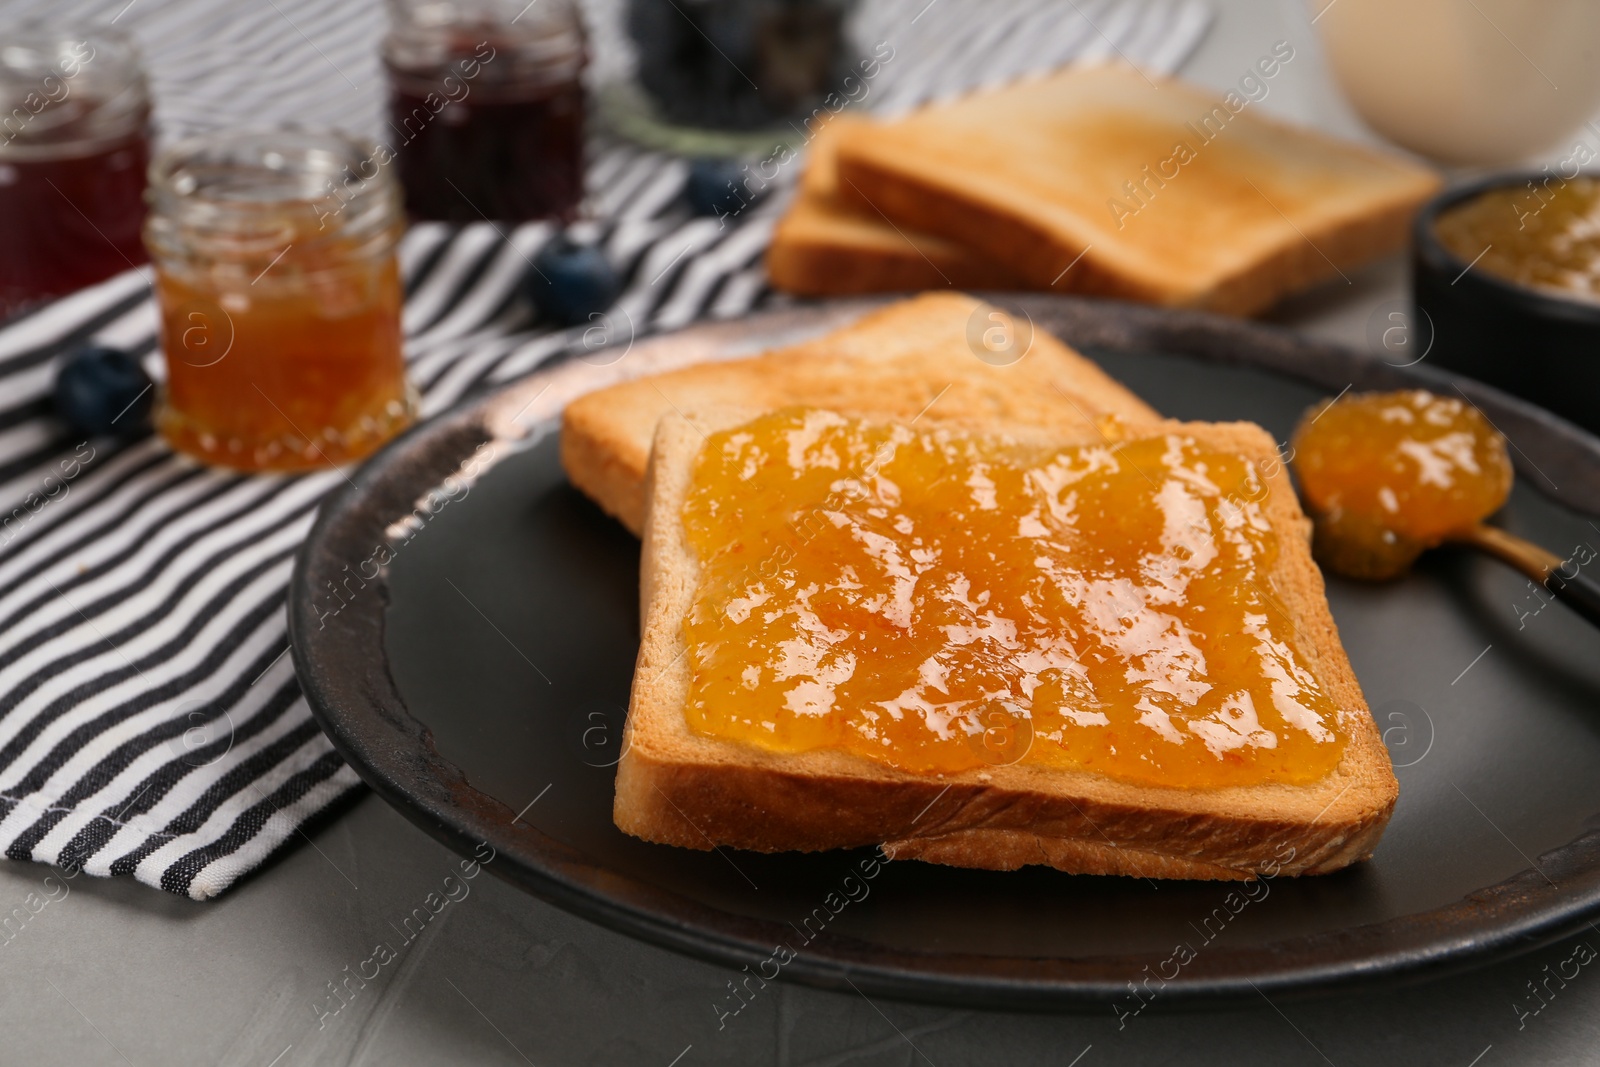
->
[685, 157, 751, 218]
[54, 345, 153, 437]
[524, 235, 622, 328]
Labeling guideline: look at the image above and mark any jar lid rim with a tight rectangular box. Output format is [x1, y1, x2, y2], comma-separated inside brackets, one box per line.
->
[149, 128, 390, 198]
[146, 128, 401, 249]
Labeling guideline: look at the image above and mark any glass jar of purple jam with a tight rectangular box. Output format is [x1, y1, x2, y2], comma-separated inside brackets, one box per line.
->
[0, 26, 151, 319]
[382, 0, 587, 223]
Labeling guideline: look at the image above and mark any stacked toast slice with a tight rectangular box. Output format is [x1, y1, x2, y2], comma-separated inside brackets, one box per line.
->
[768, 65, 1440, 315]
[561, 292, 1158, 535]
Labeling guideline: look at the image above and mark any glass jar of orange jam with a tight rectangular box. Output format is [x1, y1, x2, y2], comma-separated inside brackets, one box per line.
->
[145, 130, 415, 471]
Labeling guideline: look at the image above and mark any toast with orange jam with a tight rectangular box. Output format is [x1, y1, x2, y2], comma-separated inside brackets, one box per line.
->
[561, 292, 1159, 535]
[613, 406, 1397, 879]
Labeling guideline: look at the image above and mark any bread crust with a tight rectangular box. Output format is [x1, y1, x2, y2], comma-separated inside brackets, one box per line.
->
[833, 66, 1441, 316]
[766, 207, 1018, 295]
[560, 292, 1160, 534]
[614, 410, 1398, 879]
[766, 115, 1022, 295]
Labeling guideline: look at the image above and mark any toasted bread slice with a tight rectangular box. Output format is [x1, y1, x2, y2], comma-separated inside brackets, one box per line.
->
[614, 408, 1397, 880]
[766, 115, 1023, 295]
[834, 65, 1442, 316]
[561, 292, 1159, 535]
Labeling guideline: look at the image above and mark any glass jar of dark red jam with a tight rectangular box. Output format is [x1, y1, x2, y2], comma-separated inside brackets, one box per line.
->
[0, 26, 151, 319]
[382, 0, 587, 223]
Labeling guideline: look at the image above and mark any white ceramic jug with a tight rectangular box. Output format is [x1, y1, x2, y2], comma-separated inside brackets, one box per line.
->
[1313, 0, 1600, 164]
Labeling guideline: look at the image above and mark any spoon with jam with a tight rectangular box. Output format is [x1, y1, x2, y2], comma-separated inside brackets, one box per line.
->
[1291, 389, 1600, 625]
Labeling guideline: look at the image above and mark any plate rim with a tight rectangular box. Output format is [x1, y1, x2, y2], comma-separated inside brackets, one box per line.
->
[290, 293, 1600, 1009]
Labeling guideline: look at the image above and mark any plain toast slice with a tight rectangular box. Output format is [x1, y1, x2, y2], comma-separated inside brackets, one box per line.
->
[766, 115, 1023, 296]
[614, 407, 1398, 879]
[835, 65, 1441, 316]
[561, 292, 1159, 535]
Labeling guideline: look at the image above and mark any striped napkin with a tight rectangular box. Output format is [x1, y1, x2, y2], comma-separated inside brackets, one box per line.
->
[0, 0, 1212, 898]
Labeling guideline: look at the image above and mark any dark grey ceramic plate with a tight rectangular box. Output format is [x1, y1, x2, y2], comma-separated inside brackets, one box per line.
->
[289, 295, 1600, 1010]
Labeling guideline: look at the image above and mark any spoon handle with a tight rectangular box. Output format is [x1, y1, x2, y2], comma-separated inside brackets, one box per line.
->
[1545, 569, 1600, 628]
[1460, 524, 1600, 628]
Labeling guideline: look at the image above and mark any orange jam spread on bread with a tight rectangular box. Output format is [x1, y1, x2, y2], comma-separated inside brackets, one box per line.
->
[1292, 390, 1513, 580]
[679, 409, 1347, 788]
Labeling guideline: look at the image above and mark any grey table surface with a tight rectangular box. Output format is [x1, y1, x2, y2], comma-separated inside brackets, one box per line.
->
[6, 1, 1599, 1064]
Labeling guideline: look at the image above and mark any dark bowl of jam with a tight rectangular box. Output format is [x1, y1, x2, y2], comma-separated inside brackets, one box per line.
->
[1413, 172, 1600, 436]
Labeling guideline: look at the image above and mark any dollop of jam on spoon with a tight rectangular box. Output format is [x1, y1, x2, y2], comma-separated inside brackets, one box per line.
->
[1291, 389, 1600, 625]
[1292, 390, 1511, 579]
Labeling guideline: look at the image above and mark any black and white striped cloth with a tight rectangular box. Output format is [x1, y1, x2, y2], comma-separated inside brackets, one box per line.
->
[0, 0, 1211, 899]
